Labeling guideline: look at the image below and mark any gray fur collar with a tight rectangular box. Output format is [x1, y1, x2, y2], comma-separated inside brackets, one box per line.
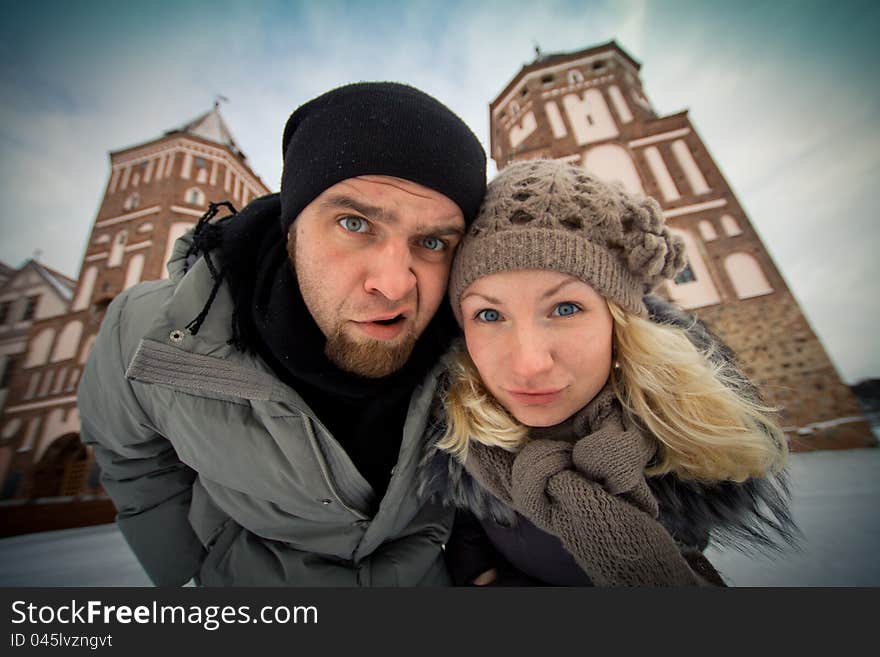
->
[418, 295, 801, 554]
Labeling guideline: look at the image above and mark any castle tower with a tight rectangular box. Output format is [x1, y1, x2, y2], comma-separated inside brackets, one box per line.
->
[490, 41, 873, 450]
[0, 105, 270, 534]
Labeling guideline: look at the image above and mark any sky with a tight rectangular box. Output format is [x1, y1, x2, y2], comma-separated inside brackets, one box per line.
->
[0, 0, 877, 383]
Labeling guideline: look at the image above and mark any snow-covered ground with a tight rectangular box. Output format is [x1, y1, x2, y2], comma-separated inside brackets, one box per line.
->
[706, 446, 880, 586]
[1, 447, 878, 587]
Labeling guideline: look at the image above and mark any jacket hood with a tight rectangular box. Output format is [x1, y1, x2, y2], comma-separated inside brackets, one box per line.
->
[419, 294, 801, 555]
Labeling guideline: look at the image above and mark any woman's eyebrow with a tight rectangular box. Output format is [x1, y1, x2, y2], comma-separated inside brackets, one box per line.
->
[460, 291, 503, 305]
[539, 278, 581, 301]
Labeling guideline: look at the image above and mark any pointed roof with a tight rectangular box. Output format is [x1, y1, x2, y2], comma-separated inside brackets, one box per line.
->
[164, 104, 243, 157]
[0, 261, 14, 285]
[490, 40, 642, 110]
[30, 261, 76, 301]
[26, 260, 75, 301]
[528, 40, 641, 70]
[0, 259, 76, 302]
[109, 102, 269, 194]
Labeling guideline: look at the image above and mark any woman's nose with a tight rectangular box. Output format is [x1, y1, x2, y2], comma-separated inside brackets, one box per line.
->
[509, 326, 554, 380]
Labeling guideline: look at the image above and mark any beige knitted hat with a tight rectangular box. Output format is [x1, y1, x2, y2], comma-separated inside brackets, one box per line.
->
[449, 159, 686, 323]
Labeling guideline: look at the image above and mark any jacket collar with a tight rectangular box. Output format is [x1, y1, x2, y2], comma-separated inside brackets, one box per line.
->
[129, 226, 316, 413]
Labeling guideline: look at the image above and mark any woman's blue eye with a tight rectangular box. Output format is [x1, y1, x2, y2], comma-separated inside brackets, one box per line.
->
[476, 309, 501, 322]
[422, 236, 446, 251]
[339, 216, 369, 233]
[553, 302, 581, 317]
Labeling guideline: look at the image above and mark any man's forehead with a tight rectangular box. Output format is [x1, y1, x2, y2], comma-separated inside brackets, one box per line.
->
[317, 176, 464, 226]
[330, 175, 455, 204]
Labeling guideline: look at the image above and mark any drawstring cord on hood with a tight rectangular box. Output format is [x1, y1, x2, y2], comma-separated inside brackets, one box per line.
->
[183, 201, 237, 338]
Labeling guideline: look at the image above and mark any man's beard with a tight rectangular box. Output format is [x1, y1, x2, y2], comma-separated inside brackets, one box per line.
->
[289, 227, 420, 379]
[324, 326, 418, 379]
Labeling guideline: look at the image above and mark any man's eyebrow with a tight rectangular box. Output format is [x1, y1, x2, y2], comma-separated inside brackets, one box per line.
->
[321, 194, 463, 235]
[319, 195, 397, 223]
[419, 223, 465, 237]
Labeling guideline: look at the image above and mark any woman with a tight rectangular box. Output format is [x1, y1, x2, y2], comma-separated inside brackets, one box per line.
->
[421, 159, 798, 586]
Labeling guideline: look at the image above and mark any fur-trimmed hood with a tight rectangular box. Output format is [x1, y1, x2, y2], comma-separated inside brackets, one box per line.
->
[418, 294, 801, 555]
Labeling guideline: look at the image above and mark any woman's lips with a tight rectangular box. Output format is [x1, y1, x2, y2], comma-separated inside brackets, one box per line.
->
[504, 388, 565, 406]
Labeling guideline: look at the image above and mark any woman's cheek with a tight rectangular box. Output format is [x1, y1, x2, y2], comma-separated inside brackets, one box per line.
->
[465, 331, 495, 380]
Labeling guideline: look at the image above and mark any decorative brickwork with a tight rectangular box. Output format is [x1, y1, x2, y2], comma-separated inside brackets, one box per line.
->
[0, 106, 270, 526]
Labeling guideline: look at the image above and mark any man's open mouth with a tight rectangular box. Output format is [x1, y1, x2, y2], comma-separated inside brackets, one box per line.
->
[371, 314, 405, 326]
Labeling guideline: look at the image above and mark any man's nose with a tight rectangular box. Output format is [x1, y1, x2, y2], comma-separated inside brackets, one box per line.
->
[363, 239, 417, 302]
[509, 325, 554, 380]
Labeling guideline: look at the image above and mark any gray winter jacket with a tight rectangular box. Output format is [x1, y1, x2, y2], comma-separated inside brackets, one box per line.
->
[78, 229, 454, 587]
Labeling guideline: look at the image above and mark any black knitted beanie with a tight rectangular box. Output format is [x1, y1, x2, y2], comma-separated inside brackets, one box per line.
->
[279, 82, 487, 232]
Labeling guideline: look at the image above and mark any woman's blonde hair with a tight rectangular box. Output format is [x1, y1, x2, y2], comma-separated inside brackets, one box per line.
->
[438, 300, 788, 483]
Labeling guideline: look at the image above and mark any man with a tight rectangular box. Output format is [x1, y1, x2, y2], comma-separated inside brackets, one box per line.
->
[78, 82, 486, 586]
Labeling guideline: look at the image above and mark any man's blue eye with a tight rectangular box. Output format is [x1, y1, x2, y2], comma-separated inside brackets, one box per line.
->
[339, 216, 368, 233]
[553, 302, 581, 317]
[422, 236, 446, 251]
[476, 309, 501, 322]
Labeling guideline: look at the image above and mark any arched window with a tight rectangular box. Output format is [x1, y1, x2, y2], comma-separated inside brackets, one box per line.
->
[582, 144, 644, 194]
[0, 355, 17, 388]
[50, 321, 83, 362]
[643, 146, 680, 201]
[123, 192, 141, 211]
[123, 254, 145, 290]
[721, 214, 743, 237]
[698, 220, 718, 241]
[671, 140, 710, 195]
[567, 69, 584, 85]
[25, 328, 56, 367]
[508, 111, 537, 149]
[562, 89, 619, 146]
[725, 253, 773, 299]
[185, 187, 206, 206]
[31, 429, 88, 495]
[72, 266, 98, 311]
[665, 228, 721, 309]
[162, 222, 196, 280]
[108, 230, 128, 267]
[195, 156, 209, 183]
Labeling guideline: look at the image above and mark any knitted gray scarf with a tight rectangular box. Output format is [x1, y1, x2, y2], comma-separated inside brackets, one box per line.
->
[461, 387, 705, 586]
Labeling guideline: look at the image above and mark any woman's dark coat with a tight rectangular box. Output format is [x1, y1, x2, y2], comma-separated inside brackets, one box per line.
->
[419, 295, 799, 586]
